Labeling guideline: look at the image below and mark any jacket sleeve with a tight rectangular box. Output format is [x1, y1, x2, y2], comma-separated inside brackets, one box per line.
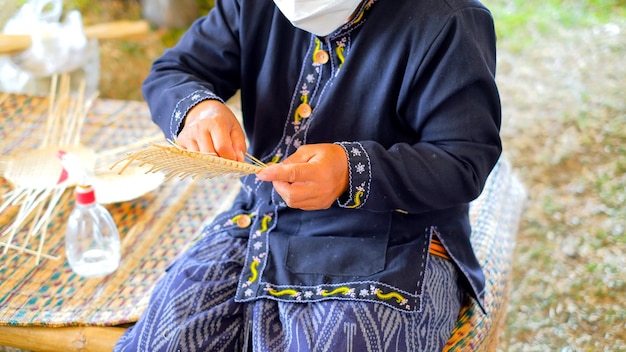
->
[141, 0, 242, 141]
[337, 7, 502, 214]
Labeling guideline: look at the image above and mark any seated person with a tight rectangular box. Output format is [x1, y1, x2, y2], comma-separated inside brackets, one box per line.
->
[115, 0, 502, 350]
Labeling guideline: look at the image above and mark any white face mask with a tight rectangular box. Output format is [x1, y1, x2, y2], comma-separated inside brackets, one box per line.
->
[273, 0, 363, 37]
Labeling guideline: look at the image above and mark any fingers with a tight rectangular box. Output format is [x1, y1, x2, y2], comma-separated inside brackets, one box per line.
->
[210, 123, 243, 161]
[176, 100, 247, 161]
[257, 163, 305, 183]
[272, 181, 335, 210]
[177, 136, 201, 152]
[256, 144, 349, 211]
[230, 127, 247, 162]
[256, 145, 315, 182]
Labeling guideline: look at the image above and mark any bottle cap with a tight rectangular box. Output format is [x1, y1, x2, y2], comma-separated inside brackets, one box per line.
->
[75, 185, 96, 205]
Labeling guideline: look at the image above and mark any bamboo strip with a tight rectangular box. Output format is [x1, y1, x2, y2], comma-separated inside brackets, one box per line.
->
[0, 242, 60, 261]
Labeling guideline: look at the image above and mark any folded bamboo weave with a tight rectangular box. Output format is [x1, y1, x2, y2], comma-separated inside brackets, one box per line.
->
[112, 142, 266, 181]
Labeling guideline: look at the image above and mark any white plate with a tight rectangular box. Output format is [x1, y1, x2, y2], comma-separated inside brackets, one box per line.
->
[93, 165, 164, 204]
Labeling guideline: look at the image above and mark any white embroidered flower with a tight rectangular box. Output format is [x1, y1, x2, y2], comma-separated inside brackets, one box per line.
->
[350, 147, 362, 156]
[360, 289, 369, 297]
[245, 288, 254, 297]
[174, 110, 182, 120]
[293, 138, 302, 148]
[306, 74, 315, 83]
[355, 162, 365, 174]
[300, 84, 310, 96]
[253, 241, 263, 250]
[304, 291, 314, 298]
[191, 93, 201, 100]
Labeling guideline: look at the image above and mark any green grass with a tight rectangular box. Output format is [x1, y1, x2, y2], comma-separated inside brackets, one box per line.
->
[485, 0, 626, 51]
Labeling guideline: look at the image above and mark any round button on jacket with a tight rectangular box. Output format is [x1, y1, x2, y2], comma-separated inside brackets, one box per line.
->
[236, 215, 252, 228]
[296, 103, 312, 118]
[314, 50, 329, 64]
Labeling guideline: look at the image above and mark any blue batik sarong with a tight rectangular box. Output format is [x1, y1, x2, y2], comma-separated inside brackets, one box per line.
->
[114, 230, 462, 352]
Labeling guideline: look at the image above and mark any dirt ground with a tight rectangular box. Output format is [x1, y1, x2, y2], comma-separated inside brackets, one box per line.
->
[1, 1, 624, 351]
[496, 22, 625, 350]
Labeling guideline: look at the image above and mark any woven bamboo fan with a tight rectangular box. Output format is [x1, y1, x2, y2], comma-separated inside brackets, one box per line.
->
[111, 142, 267, 181]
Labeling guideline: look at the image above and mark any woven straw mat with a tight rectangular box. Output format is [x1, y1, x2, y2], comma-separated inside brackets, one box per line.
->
[0, 94, 240, 327]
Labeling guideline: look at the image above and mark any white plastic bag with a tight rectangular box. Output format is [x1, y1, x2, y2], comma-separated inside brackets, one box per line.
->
[0, 0, 98, 95]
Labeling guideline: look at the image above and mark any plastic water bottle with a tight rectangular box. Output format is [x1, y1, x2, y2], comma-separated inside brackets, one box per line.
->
[58, 150, 121, 278]
[65, 184, 121, 278]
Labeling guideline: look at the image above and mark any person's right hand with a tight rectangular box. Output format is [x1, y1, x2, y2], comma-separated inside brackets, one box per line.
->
[176, 100, 247, 162]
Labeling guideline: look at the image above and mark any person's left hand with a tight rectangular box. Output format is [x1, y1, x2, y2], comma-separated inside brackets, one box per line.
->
[256, 144, 349, 210]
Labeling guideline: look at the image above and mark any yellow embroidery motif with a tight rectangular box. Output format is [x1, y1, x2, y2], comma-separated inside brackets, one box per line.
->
[268, 288, 298, 297]
[336, 46, 345, 67]
[352, 9, 365, 23]
[259, 215, 272, 233]
[376, 289, 405, 304]
[312, 37, 322, 62]
[346, 190, 364, 209]
[248, 260, 259, 283]
[321, 287, 351, 297]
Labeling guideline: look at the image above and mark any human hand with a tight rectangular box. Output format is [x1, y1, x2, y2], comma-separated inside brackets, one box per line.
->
[176, 100, 247, 162]
[256, 144, 349, 210]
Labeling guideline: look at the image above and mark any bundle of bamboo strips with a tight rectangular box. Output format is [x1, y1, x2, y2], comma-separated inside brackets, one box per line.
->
[0, 74, 94, 264]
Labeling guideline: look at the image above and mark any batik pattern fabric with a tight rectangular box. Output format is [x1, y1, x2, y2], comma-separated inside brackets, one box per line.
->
[113, 227, 462, 352]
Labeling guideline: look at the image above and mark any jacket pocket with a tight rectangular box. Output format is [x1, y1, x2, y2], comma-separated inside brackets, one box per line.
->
[285, 235, 387, 277]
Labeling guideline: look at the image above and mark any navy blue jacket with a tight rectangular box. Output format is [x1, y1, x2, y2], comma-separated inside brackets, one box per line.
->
[143, 0, 501, 312]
